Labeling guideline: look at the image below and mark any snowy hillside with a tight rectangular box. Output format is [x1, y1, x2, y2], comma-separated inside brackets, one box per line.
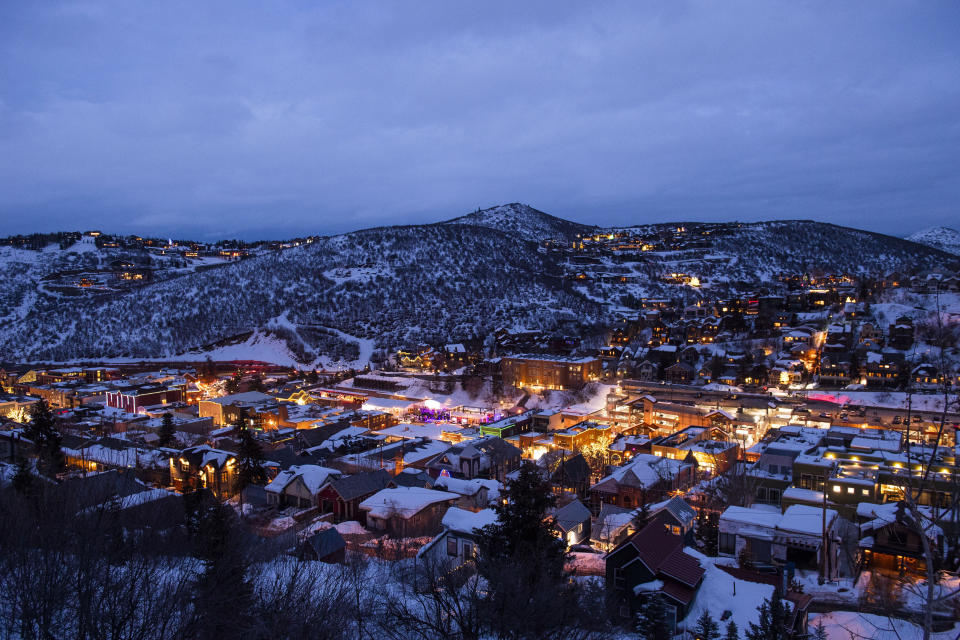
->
[1, 207, 956, 365]
[0, 224, 602, 363]
[908, 226, 960, 256]
[443, 203, 595, 242]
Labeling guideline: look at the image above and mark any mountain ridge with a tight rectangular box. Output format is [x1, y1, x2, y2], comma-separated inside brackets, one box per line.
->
[0, 204, 957, 364]
[907, 226, 960, 256]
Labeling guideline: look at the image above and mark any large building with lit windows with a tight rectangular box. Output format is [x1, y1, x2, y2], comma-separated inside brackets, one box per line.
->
[500, 355, 601, 391]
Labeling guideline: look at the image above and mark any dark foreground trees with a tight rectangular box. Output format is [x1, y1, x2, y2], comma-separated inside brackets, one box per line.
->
[473, 461, 611, 640]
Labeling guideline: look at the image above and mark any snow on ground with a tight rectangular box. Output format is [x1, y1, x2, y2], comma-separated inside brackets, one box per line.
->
[335, 521, 369, 535]
[525, 383, 615, 414]
[841, 391, 957, 412]
[809, 611, 958, 640]
[679, 548, 775, 635]
[566, 551, 605, 576]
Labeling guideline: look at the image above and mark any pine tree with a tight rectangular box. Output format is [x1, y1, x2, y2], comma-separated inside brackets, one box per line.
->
[694, 609, 721, 640]
[699, 511, 719, 556]
[635, 594, 671, 640]
[158, 412, 176, 448]
[633, 499, 651, 531]
[810, 620, 828, 640]
[25, 399, 65, 478]
[476, 461, 563, 564]
[745, 596, 788, 640]
[11, 457, 35, 496]
[234, 414, 266, 507]
[474, 461, 570, 636]
[225, 370, 242, 394]
[188, 498, 255, 639]
[724, 620, 739, 640]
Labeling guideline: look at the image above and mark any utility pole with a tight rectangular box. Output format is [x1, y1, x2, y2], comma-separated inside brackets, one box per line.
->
[820, 467, 829, 584]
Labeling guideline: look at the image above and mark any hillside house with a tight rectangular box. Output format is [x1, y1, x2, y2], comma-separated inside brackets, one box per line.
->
[605, 519, 705, 628]
[418, 507, 498, 565]
[316, 469, 393, 523]
[359, 486, 460, 538]
[264, 465, 342, 509]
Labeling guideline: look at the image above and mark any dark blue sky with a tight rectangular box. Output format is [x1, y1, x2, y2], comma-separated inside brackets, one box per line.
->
[1, 1, 958, 240]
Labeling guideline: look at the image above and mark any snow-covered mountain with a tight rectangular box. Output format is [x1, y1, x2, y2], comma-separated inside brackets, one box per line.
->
[907, 226, 960, 256]
[442, 203, 595, 242]
[0, 207, 956, 364]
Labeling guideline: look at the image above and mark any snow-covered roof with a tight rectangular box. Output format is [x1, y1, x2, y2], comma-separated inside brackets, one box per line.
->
[433, 475, 486, 497]
[719, 505, 783, 529]
[441, 506, 497, 533]
[265, 464, 341, 495]
[777, 504, 837, 536]
[359, 487, 459, 519]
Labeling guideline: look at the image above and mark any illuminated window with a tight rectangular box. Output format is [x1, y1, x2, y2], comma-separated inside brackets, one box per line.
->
[847, 487, 854, 494]
[832, 485, 841, 493]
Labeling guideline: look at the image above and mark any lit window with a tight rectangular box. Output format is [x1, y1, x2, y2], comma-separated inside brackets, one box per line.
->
[847, 487, 854, 494]
[862, 489, 870, 496]
[832, 485, 841, 493]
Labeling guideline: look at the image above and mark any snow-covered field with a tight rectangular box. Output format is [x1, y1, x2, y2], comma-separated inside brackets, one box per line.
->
[809, 611, 958, 640]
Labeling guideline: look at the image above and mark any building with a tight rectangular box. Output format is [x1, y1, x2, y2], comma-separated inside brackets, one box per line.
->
[718, 504, 840, 578]
[427, 436, 522, 481]
[264, 465, 343, 509]
[500, 355, 601, 391]
[169, 445, 237, 499]
[198, 391, 278, 427]
[605, 517, 706, 628]
[418, 507, 498, 565]
[359, 486, 460, 538]
[106, 384, 184, 413]
[589, 453, 695, 513]
[316, 469, 393, 523]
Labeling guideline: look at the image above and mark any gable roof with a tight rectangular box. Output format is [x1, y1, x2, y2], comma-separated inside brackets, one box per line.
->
[305, 527, 346, 559]
[612, 519, 705, 593]
[661, 497, 696, 527]
[359, 487, 459, 519]
[554, 499, 592, 532]
[266, 465, 342, 495]
[327, 469, 393, 501]
[551, 453, 592, 486]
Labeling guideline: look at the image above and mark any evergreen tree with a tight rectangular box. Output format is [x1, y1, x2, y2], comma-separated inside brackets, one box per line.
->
[745, 597, 788, 640]
[709, 354, 725, 380]
[158, 412, 176, 448]
[633, 499, 651, 531]
[474, 461, 570, 637]
[476, 461, 563, 566]
[635, 594, 671, 640]
[11, 456, 35, 496]
[201, 356, 217, 382]
[810, 620, 828, 640]
[699, 511, 719, 556]
[694, 609, 720, 640]
[225, 370, 242, 394]
[724, 620, 739, 640]
[188, 497, 255, 639]
[25, 399, 64, 478]
[249, 372, 266, 392]
[234, 414, 267, 506]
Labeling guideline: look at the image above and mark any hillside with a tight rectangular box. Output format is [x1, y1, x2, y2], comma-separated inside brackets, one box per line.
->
[0, 224, 601, 363]
[443, 203, 596, 242]
[908, 226, 960, 256]
[0, 207, 956, 365]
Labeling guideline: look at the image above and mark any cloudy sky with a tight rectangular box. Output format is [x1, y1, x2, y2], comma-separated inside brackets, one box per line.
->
[1, 1, 958, 239]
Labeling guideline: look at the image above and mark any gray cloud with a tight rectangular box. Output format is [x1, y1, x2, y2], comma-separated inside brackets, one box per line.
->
[1, 0, 958, 239]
